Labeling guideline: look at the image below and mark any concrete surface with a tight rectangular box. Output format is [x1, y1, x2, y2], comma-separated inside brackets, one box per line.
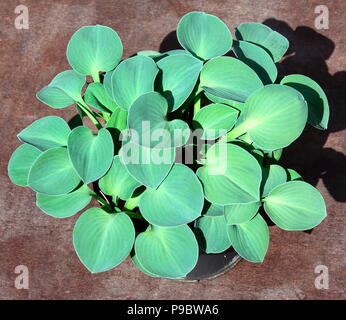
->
[0, 0, 345, 300]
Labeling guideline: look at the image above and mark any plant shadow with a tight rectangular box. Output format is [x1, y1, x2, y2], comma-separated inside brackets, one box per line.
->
[159, 21, 346, 204]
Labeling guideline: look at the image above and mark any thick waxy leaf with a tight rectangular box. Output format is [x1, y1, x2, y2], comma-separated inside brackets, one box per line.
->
[235, 22, 289, 62]
[28, 147, 81, 195]
[104, 55, 158, 110]
[228, 84, 308, 150]
[204, 91, 244, 110]
[227, 214, 269, 262]
[177, 11, 233, 60]
[224, 201, 260, 225]
[135, 224, 199, 278]
[105, 107, 127, 132]
[68, 127, 114, 184]
[287, 168, 302, 181]
[84, 82, 117, 113]
[263, 181, 327, 230]
[193, 103, 238, 140]
[8, 144, 41, 186]
[131, 253, 159, 277]
[36, 184, 92, 218]
[194, 204, 232, 253]
[197, 143, 262, 205]
[67, 25, 122, 79]
[281, 74, 329, 130]
[119, 140, 175, 189]
[139, 164, 204, 226]
[128, 92, 190, 148]
[73, 208, 135, 273]
[17, 116, 71, 151]
[99, 156, 141, 200]
[200, 57, 263, 103]
[36, 70, 85, 108]
[261, 164, 287, 197]
[233, 40, 277, 84]
[156, 54, 203, 112]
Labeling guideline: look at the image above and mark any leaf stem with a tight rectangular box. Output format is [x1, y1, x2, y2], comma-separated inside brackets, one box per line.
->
[124, 210, 145, 221]
[91, 71, 100, 83]
[193, 90, 202, 116]
[76, 101, 103, 130]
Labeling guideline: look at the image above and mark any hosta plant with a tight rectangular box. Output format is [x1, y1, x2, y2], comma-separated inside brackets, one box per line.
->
[8, 12, 328, 279]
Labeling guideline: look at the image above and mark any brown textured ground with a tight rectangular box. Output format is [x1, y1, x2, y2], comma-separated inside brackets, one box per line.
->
[0, 0, 345, 300]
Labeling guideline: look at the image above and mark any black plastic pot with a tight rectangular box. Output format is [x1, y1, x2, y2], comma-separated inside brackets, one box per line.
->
[182, 248, 242, 281]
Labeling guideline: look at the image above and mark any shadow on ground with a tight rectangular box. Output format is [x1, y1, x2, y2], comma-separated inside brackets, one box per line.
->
[159, 20, 346, 203]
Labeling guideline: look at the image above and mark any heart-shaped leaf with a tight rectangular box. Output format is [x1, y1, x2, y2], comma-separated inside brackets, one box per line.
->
[17, 116, 71, 151]
[197, 142, 262, 205]
[68, 127, 114, 184]
[28, 147, 81, 195]
[73, 208, 135, 273]
[194, 204, 232, 253]
[233, 40, 278, 84]
[263, 181, 327, 230]
[227, 214, 269, 262]
[67, 25, 122, 80]
[200, 57, 263, 103]
[104, 55, 158, 110]
[119, 139, 175, 189]
[156, 54, 203, 112]
[128, 92, 190, 148]
[99, 156, 141, 200]
[235, 22, 289, 62]
[139, 164, 204, 226]
[8, 144, 42, 186]
[193, 103, 238, 140]
[177, 11, 233, 60]
[227, 84, 308, 150]
[135, 224, 199, 278]
[36, 70, 85, 108]
[36, 184, 92, 218]
[281, 74, 329, 130]
[261, 164, 287, 197]
[84, 82, 117, 113]
[224, 201, 260, 225]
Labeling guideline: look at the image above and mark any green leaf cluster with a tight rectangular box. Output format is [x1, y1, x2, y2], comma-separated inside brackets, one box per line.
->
[8, 12, 328, 278]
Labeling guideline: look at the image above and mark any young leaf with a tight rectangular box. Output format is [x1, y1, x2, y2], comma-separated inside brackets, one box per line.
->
[196, 142, 262, 205]
[84, 82, 118, 113]
[233, 40, 278, 84]
[235, 22, 289, 62]
[224, 201, 260, 225]
[228, 84, 308, 150]
[8, 144, 42, 187]
[260, 164, 287, 197]
[227, 214, 269, 262]
[287, 168, 302, 181]
[17, 116, 71, 151]
[99, 156, 141, 200]
[194, 204, 232, 253]
[36, 70, 85, 108]
[177, 11, 233, 60]
[135, 224, 199, 278]
[281, 74, 329, 130]
[119, 140, 175, 189]
[193, 103, 239, 140]
[156, 54, 203, 112]
[73, 208, 135, 273]
[66, 25, 123, 79]
[200, 56, 263, 103]
[263, 181, 327, 230]
[68, 127, 114, 184]
[104, 55, 158, 110]
[28, 147, 81, 195]
[36, 184, 92, 218]
[105, 107, 128, 132]
[139, 164, 204, 226]
[128, 92, 190, 148]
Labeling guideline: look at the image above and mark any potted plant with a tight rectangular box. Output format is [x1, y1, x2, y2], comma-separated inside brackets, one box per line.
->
[8, 11, 328, 280]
